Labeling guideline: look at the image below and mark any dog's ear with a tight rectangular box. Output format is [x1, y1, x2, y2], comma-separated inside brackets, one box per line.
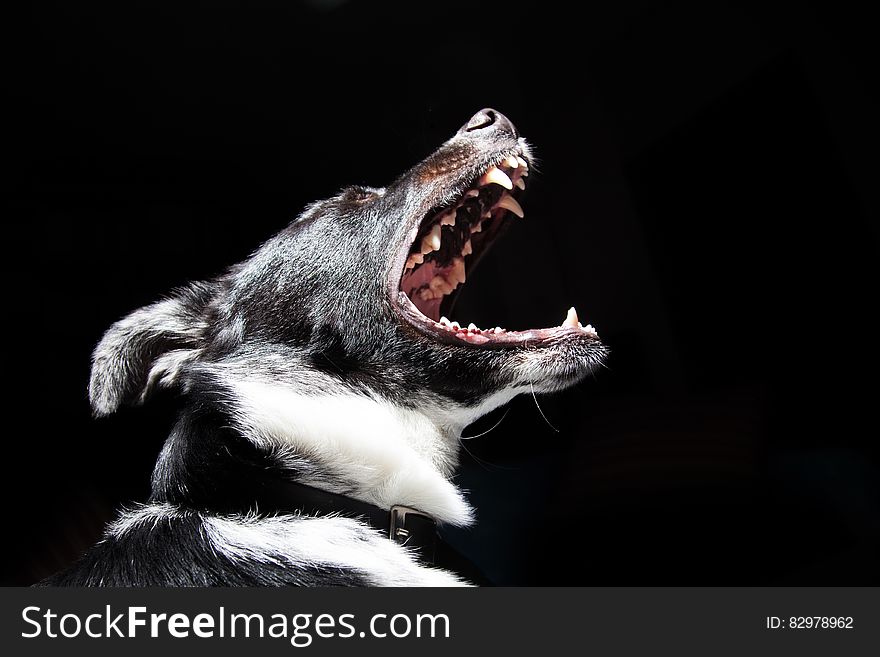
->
[89, 282, 214, 417]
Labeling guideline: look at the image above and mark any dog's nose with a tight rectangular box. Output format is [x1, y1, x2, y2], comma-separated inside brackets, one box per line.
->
[459, 108, 518, 139]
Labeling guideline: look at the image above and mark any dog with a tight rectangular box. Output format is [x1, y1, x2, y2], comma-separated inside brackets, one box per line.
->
[43, 109, 607, 586]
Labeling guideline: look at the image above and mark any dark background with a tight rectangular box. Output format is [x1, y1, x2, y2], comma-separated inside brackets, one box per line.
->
[5, 0, 878, 585]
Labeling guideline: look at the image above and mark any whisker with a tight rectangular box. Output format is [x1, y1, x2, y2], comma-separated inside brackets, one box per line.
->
[461, 406, 511, 440]
[530, 381, 560, 433]
[457, 438, 496, 471]
[457, 437, 519, 471]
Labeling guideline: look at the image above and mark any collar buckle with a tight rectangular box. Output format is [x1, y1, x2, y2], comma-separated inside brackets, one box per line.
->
[389, 505, 434, 545]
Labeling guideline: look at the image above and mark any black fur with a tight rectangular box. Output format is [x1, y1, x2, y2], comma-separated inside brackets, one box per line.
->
[46, 109, 606, 586]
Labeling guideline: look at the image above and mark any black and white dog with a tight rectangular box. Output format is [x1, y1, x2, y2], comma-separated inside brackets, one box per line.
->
[45, 109, 606, 586]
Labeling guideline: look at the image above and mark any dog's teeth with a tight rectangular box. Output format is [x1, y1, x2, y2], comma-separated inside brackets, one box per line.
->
[431, 223, 442, 245]
[406, 253, 425, 269]
[562, 306, 580, 328]
[505, 155, 519, 168]
[471, 222, 483, 234]
[516, 156, 529, 173]
[429, 275, 453, 295]
[462, 239, 473, 256]
[479, 166, 513, 190]
[467, 323, 479, 333]
[495, 192, 524, 218]
[449, 257, 466, 285]
[421, 224, 442, 254]
[440, 316, 451, 326]
[439, 211, 456, 226]
[495, 326, 503, 333]
[450, 321, 461, 330]
[514, 177, 526, 190]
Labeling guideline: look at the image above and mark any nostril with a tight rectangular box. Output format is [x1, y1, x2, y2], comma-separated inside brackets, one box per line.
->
[460, 108, 518, 139]
[464, 109, 498, 132]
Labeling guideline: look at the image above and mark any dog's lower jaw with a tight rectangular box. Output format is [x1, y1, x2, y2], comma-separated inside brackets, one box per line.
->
[228, 379, 477, 527]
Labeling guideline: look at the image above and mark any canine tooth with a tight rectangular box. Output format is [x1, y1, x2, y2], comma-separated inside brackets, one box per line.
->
[496, 193, 524, 218]
[514, 177, 526, 190]
[562, 306, 579, 328]
[421, 224, 442, 253]
[516, 156, 528, 171]
[505, 155, 519, 168]
[462, 239, 473, 256]
[479, 166, 513, 190]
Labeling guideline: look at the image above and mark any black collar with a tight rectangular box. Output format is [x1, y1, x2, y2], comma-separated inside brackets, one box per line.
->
[256, 478, 491, 585]
[260, 478, 439, 563]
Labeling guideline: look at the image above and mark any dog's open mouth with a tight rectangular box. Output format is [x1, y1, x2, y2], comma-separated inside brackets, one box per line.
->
[396, 153, 599, 347]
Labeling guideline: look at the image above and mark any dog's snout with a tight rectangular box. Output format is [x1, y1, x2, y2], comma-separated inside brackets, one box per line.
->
[460, 108, 518, 139]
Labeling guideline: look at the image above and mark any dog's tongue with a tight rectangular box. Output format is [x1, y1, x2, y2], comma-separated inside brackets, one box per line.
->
[419, 298, 443, 321]
[402, 260, 438, 292]
[401, 259, 447, 321]
[401, 243, 598, 336]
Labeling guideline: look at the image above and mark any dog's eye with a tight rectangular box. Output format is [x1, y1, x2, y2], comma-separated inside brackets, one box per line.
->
[344, 186, 381, 204]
